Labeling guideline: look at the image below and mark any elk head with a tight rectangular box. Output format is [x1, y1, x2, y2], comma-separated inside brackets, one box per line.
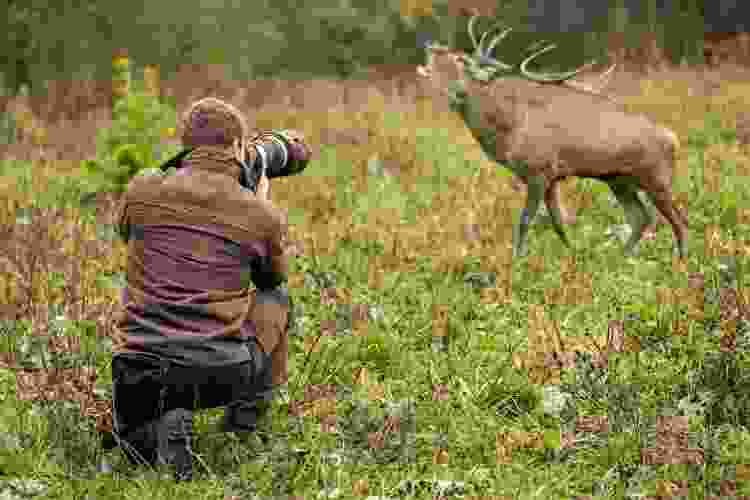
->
[417, 14, 617, 98]
[417, 16, 514, 96]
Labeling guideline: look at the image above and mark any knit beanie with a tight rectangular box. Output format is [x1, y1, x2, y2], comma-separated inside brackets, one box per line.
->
[180, 97, 248, 149]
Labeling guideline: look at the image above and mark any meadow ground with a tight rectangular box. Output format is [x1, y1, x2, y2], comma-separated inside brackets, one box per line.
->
[0, 63, 749, 499]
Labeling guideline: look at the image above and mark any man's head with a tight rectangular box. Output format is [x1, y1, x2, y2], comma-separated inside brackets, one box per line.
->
[180, 97, 249, 149]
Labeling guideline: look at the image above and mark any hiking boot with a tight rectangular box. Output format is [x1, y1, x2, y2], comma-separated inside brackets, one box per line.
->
[121, 421, 160, 467]
[155, 408, 194, 481]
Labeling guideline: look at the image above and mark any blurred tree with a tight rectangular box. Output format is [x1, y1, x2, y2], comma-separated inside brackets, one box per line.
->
[3, 0, 40, 93]
[0, 0, 711, 97]
[253, 0, 448, 79]
[1, 0, 137, 92]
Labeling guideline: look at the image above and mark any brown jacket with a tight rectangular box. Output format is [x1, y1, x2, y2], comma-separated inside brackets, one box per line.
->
[113, 145, 290, 384]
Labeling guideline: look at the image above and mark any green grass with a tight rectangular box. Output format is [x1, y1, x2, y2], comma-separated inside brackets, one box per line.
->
[0, 94, 749, 500]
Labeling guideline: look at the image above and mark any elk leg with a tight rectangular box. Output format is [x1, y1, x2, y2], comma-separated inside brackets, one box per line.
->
[511, 175, 573, 224]
[544, 180, 572, 249]
[547, 180, 575, 225]
[513, 174, 544, 258]
[606, 177, 653, 255]
[642, 188, 688, 258]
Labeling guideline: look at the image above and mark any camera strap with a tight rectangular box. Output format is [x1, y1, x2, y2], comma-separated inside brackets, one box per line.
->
[158, 148, 194, 173]
[158, 140, 268, 192]
[234, 137, 266, 191]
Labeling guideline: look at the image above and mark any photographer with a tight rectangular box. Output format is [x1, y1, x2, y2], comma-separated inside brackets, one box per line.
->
[103, 97, 311, 480]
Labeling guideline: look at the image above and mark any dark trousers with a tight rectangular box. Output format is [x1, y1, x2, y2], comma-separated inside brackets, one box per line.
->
[105, 337, 273, 465]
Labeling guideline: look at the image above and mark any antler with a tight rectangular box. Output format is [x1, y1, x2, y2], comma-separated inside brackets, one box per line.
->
[468, 15, 481, 52]
[480, 27, 513, 66]
[467, 14, 513, 70]
[519, 43, 597, 82]
[465, 14, 615, 92]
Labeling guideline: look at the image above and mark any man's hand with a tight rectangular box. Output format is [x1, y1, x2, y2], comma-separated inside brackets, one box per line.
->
[275, 129, 311, 162]
[275, 129, 306, 143]
[256, 174, 270, 201]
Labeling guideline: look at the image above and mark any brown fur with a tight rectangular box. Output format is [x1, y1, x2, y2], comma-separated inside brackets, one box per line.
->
[418, 45, 687, 256]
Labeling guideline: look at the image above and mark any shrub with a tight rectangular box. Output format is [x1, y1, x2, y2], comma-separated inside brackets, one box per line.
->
[78, 76, 180, 200]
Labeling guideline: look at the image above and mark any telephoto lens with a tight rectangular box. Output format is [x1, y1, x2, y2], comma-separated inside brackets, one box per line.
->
[253, 130, 310, 178]
[241, 130, 311, 192]
[157, 129, 311, 194]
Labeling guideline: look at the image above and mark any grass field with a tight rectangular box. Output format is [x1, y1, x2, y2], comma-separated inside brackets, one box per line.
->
[0, 67, 749, 499]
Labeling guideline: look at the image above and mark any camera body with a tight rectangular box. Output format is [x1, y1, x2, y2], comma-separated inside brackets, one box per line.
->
[159, 130, 308, 193]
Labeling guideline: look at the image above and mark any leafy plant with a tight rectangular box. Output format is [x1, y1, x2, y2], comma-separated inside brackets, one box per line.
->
[78, 81, 179, 200]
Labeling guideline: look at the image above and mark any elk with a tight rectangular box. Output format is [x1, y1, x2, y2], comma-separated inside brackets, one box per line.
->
[417, 15, 687, 259]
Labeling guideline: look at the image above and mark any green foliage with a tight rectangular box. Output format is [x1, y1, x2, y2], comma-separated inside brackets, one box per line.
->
[79, 87, 179, 198]
[1, 1, 123, 93]
[685, 112, 738, 150]
[255, 0, 435, 79]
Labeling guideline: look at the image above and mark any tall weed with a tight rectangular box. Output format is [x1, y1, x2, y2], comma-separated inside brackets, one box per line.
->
[78, 74, 180, 201]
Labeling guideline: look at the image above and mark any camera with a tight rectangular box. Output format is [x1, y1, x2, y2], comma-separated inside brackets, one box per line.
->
[236, 130, 309, 193]
[160, 130, 309, 193]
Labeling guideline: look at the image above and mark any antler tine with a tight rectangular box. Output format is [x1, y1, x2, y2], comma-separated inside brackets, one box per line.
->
[520, 43, 597, 83]
[468, 15, 481, 51]
[475, 21, 506, 54]
[465, 13, 517, 73]
[524, 40, 549, 54]
[467, 18, 514, 71]
[484, 27, 513, 57]
[477, 30, 490, 54]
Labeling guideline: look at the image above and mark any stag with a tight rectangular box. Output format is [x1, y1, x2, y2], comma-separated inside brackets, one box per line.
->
[417, 15, 687, 259]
